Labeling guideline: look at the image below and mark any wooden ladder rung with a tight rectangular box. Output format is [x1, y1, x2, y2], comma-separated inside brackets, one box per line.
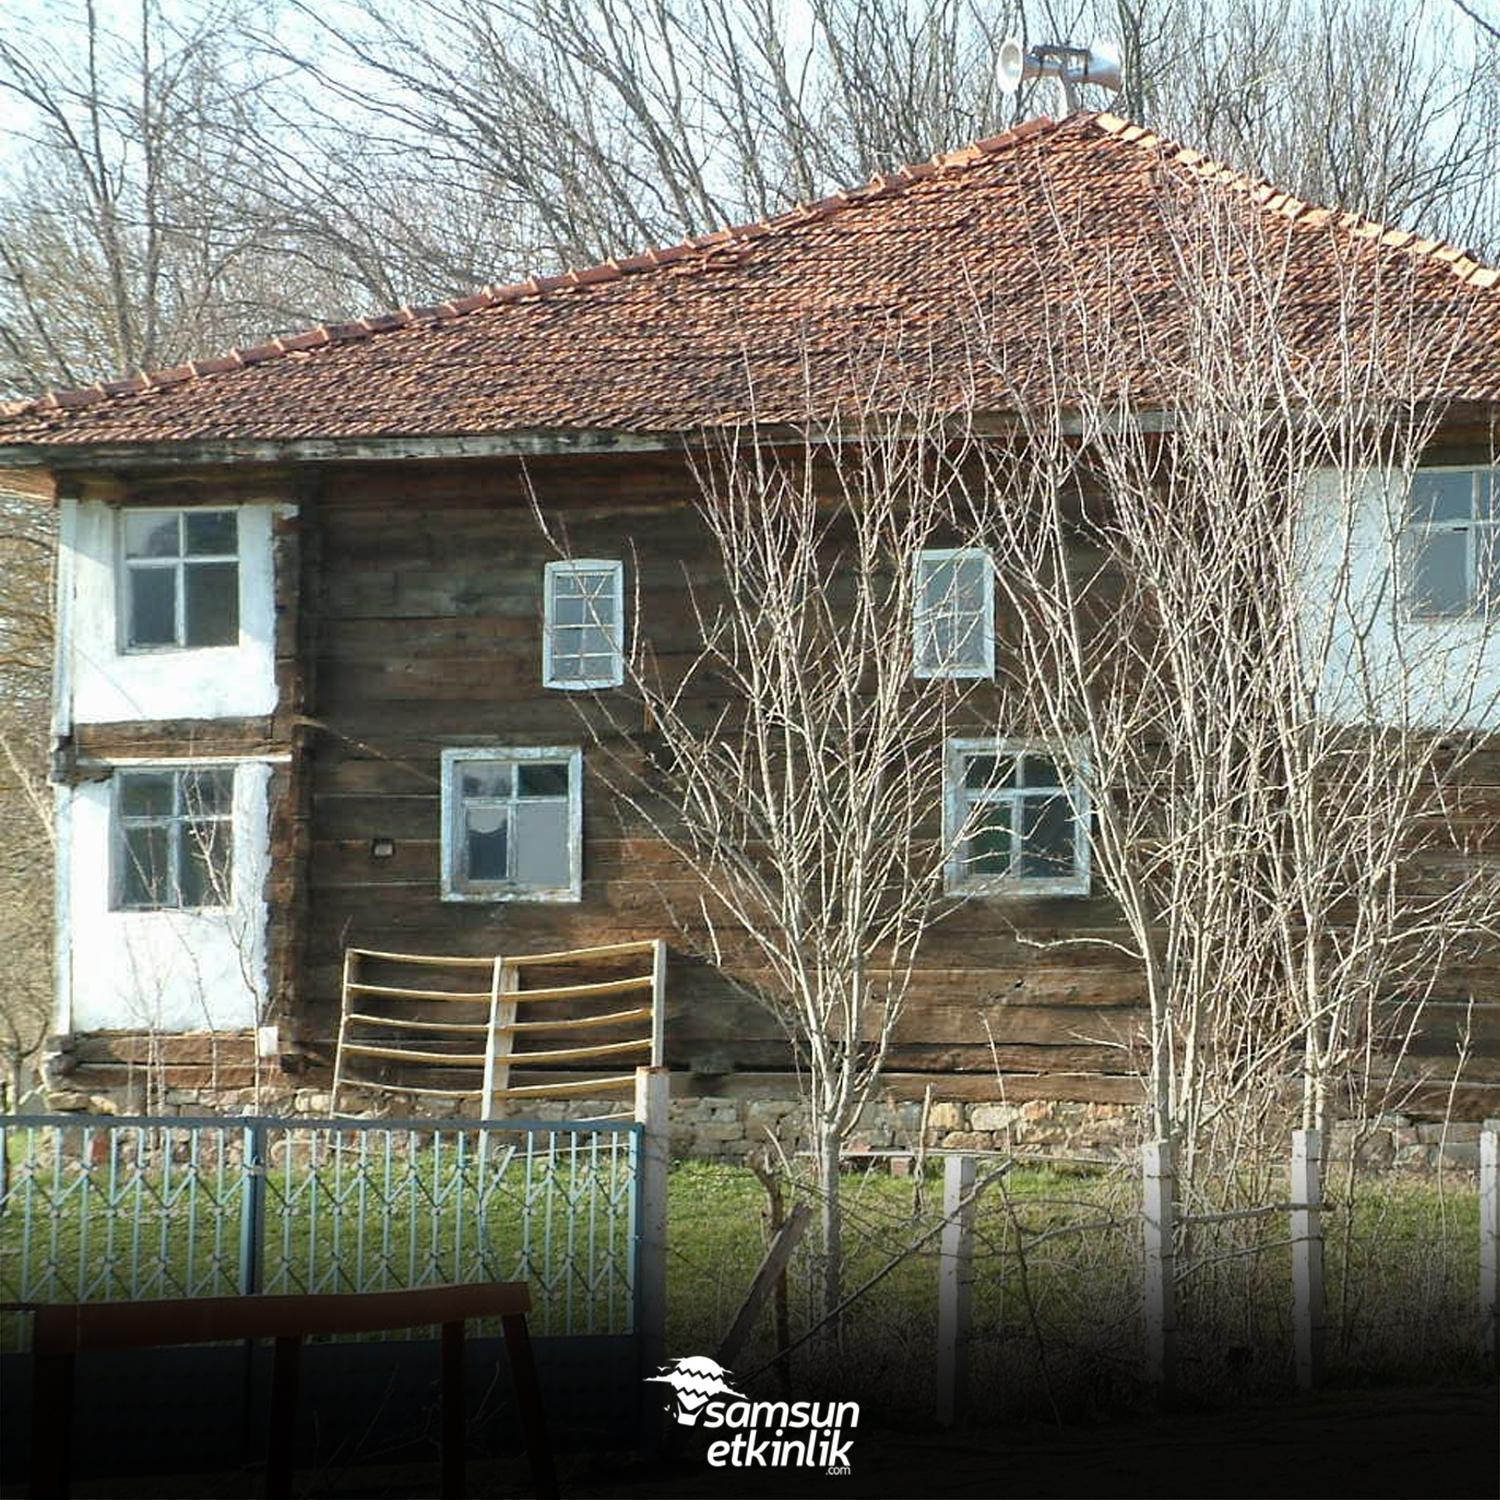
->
[511, 975, 654, 1003]
[343, 1043, 488, 1066]
[347, 949, 496, 967]
[347, 1013, 490, 1034]
[503, 1006, 652, 1034]
[506, 940, 658, 966]
[509, 1038, 650, 1066]
[339, 1078, 480, 1099]
[492, 1075, 636, 1099]
[348, 982, 492, 1002]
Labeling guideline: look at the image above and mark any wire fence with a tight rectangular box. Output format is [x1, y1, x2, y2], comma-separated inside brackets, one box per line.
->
[0, 1114, 641, 1350]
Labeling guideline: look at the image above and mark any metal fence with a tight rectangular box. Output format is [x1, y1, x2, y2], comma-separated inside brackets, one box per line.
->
[0, 1114, 641, 1350]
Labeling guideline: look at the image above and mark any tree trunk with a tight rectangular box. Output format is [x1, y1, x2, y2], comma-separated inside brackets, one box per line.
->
[818, 1124, 843, 1332]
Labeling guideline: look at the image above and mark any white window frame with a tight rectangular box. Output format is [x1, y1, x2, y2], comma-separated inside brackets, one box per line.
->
[1400, 466, 1500, 621]
[110, 764, 236, 912]
[543, 559, 625, 690]
[913, 548, 995, 680]
[117, 506, 242, 654]
[440, 746, 583, 903]
[944, 737, 1091, 897]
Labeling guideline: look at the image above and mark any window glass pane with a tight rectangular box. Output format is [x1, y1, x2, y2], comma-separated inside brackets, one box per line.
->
[120, 824, 171, 907]
[1020, 794, 1075, 879]
[1408, 471, 1474, 523]
[1482, 472, 1500, 523]
[183, 511, 237, 556]
[921, 558, 955, 612]
[516, 762, 570, 798]
[464, 807, 509, 882]
[179, 820, 231, 906]
[1407, 531, 1469, 615]
[963, 754, 1014, 790]
[184, 561, 239, 646]
[553, 594, 589, 626]
[461, 761, 511, 799]
[579, 656, 618, 680]
[127, 566, 178, 646]
[1481, 528, 1500, 609]
[182, 768, 234, 816]
[580, 625, 613, 657]
[1021, 754, 1063, 787]
[118, 771, 175, 819]
[964, 802, 1011, 877]
[513, 801, 569, 887]
[124, 513, 180, 558]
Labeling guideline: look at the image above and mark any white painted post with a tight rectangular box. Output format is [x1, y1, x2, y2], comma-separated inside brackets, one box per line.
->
[634, 1066, 670, 1450]
[936, 1154, 976, 1427]
[1290, 1128, 1325, 1389]
[1141, 1137, 1177, 1389]
[1481, 1127, 1499, 1366]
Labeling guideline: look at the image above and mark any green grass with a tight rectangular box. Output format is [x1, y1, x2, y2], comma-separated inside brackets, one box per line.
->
[2, 1138, 1486, 1423]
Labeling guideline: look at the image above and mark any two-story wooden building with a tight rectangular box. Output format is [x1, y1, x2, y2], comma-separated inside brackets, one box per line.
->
[2, 110, 1498, 1148]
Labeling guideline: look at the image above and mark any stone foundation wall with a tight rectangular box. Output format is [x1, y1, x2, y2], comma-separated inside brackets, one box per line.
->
[43, 1063, 1496, 1174]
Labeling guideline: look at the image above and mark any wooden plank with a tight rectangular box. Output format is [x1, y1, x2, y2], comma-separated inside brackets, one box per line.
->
[346, 1013, 489, 1034]
[31, 1283, 533, 1353]
[510, 975, 655, 1002]
[508, 940, 660, 965]
[339, 1078, 479, 1100]
[342, 1043, 488, 1067]
[1142, 1139, 1177, 1389]
[493, 1075, 635, 1099]
[505, 1006, 653, 1034]
[348, 948, 496, 967]
[635, 1067, 670, 1452]
[1481, 1129, 1498, 1364]
[717, 1202, 812, 1366]
[348, 982, 494, 1002]
[510, 1038, 651, 1066]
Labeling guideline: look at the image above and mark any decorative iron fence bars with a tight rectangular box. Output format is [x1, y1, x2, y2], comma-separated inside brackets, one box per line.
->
[0, 1115, 641, 1350]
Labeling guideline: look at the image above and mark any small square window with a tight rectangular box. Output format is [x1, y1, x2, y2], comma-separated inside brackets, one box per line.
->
[119, 508, 240, 651]
[945, 739, 1090, 896]
[914, 549, 994, 679]
[441, 748, 582, 901]
[543, 560, 624, 689]
[113, 766, 235, 911]
[1401, 468, 1500, 619]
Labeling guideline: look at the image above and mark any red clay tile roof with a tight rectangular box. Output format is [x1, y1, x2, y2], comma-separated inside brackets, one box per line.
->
[1, 111, 1497, 449]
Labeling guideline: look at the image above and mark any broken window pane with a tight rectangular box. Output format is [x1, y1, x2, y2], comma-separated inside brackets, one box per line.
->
[461, 762, 511, 799]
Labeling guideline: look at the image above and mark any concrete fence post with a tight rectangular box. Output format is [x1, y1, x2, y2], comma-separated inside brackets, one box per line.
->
[1481, 1127, 1499, 1366]
[1290, 1128, 1325, 1389]
[936, 1154, 976, 1427]
[1141, 1137, 1177, 1389]
[634, 1066, 671, 1452]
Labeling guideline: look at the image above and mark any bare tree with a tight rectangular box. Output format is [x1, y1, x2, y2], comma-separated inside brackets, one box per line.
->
[534, 389, 990, 1320]
[962, 174, 1500, 1202]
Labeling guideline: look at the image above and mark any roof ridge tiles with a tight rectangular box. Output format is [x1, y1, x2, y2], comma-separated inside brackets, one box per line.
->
[9, 105, 1496, 428]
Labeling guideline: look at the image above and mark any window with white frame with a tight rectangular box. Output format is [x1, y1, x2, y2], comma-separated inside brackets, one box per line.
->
[944, 740, 1090, 896]
[1402, 468, 1500, 619]
[543, 560, 624, 688]
[914, 549, 994, 678]
[441, 747, 583, 901]
[113, 766, 235, 911]
[120, 509, 240, 650]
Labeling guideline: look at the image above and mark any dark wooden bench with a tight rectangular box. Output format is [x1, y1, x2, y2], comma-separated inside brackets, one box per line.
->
[27, 1281, 558, 1500]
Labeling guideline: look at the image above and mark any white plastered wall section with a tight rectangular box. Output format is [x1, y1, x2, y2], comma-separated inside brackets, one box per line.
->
[56, 761, 274, 1033]
[61, 498, 282, 724]
[51, 498, 293, 1036]
[1300, 468, 1500, 729]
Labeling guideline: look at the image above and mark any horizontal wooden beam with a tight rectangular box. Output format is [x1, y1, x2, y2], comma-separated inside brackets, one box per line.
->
[345, 1013, 489, 1035]
[492, 1075, 635, 1099]
[506, 940, 660, 966]
[511, 975, 654, 1003]
[342, 1042, 487, 1067]
[505, 1006, 653, 1034]
[347, 981, 491, 1002]
[509, 1038, 651, 1066]
[349, 949, 495, 968]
